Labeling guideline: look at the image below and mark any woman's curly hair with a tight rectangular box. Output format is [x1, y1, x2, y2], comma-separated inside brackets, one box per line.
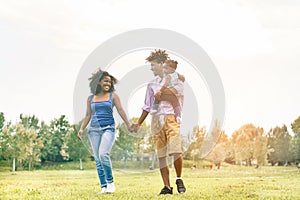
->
[145, 49, 169, 63]
[88, 69, 118, 95]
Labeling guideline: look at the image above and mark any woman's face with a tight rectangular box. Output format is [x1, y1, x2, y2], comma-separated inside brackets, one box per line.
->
[99, 75, 111, 92]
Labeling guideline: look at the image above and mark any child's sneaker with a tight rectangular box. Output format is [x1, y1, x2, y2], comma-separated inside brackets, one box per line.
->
[150, 108, 158, 115]
[150, 104, 159, 115]
[176, 116, 182, 124]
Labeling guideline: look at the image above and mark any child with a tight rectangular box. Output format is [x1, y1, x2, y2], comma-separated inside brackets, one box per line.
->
[150, 59, 183, 123]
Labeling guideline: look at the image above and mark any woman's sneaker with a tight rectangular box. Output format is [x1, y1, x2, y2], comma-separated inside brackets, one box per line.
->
[106, 182, 116, 193]
[98, 187, 107, 194]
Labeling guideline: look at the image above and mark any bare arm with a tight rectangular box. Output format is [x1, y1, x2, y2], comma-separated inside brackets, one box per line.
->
[77, 96, 92, 140]
[160, 75, 171, 92]
[113, 92, 131, 128]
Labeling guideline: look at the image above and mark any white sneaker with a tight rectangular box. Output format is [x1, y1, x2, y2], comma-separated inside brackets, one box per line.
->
[150, 108, 158, 115]
[176, 116, 182, 124]
[98, 187, 107, 194]
[106, 182, 116, 193]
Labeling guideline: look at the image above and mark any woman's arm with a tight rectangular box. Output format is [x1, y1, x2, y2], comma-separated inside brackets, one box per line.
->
[113, 92, 131, 128]
[77, 96, 92, 140]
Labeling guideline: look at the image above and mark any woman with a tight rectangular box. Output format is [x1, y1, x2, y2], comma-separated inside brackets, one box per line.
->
[77, 69, 131, 194]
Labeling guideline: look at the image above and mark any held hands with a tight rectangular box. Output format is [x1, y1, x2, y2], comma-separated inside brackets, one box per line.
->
[128, 123, 140, 133]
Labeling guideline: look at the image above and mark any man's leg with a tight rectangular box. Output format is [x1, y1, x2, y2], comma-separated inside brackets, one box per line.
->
[172, 153, 186, 194]
[173, 153, 182, 178]
[158, 156, 170, 188]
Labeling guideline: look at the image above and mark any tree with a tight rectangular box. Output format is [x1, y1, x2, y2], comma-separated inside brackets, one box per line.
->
[206, 130, 230, 165]
[231, 124, 262, 166]
[291, 116, 300, 163]
[267, 125, 292, 165]
[0, 112, 5, 133]
[253, 128, 268, 167]
[44, 115, 71, 162]
[65, 123, 90, 169]
[14, 123, 43, 170]
[183, 125, 205, 160]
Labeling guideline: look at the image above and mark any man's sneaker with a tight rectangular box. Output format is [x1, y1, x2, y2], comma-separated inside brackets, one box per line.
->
[159, 186, 173, 195]
[98, 187, 107, 194]
[106, 182, 115, 193]
[176, 179, 186, 194]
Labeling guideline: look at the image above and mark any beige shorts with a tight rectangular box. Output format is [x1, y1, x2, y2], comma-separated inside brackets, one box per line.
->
[151, 114, 182, 158]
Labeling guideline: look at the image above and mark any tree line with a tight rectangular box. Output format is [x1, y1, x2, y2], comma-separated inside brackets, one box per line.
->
[0, 112, 299, 171]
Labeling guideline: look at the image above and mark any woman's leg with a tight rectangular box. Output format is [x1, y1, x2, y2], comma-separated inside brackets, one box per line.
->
[89, 130, 107, 188]
[99, 128, 116, 184]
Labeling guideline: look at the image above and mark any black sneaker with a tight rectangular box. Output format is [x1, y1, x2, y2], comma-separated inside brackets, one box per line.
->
[159, 186, 173, 195]
[176, 179, 186, 194]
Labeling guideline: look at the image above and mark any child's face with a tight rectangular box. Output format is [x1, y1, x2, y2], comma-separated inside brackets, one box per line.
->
[163, 64, 175, 74]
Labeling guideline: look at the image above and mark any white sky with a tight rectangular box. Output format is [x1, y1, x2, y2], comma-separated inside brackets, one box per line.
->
[0, 0, 299, 136]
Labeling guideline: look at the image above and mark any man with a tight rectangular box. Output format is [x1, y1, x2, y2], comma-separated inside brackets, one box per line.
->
[132, 49, 186, 195]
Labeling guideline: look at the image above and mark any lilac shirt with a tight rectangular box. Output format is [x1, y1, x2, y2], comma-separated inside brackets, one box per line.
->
[142, 75, 184, 116]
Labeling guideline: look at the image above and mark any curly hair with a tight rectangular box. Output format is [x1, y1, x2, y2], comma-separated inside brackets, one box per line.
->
[164, 59, 178, 70]
[88, 69, 118, 95]
[145, 49, 169, 63]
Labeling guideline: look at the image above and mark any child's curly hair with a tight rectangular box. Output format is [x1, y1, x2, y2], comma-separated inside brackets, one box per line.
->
[145, 49, 169, 63]
[88, 69, 118, 95]
[164, 59, 178, 70]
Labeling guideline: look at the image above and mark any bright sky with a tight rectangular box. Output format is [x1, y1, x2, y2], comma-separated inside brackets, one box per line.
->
[1, 0, 299, 136]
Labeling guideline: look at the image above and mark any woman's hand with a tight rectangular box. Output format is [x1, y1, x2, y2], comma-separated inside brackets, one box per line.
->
[77, 129, 84, 140]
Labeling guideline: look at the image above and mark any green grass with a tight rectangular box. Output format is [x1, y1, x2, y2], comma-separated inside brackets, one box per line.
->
[1, 165, 300, 199]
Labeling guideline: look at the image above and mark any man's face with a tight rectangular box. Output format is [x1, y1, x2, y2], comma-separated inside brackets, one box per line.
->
[150, 61, 163, 76]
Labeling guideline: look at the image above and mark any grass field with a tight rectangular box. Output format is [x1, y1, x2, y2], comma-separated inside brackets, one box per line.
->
[1, 165, 300, 199]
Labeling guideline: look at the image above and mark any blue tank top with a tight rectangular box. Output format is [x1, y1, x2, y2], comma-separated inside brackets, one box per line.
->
[90, 92, 115, 128]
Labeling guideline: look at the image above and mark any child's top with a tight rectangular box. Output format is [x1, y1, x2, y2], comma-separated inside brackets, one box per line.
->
[161, 72, 179, 88]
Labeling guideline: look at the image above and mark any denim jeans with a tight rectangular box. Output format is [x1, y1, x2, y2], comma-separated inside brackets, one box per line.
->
[89, 125, 115, 188]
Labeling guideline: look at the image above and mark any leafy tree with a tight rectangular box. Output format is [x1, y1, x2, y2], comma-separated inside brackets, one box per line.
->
[44, 115, 71, 162]
[14, 123, 43, 170]
[206, 130, 230, 165]
[65, 123, 90, 162]
[253, 128, 268, 167]
[0, 112, 5, 133]
[291, 116, 300, 163]
[19, 114, 39, 129]
[183, 125, 205, 160]
[231, 124, 261, 166]
[267, 125, 292, 165]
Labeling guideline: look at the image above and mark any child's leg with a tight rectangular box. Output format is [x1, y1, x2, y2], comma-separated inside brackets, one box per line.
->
[150, 99, 159, 114]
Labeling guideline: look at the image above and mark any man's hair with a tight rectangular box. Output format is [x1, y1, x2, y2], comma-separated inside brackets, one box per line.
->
[145, 49, 169, 63]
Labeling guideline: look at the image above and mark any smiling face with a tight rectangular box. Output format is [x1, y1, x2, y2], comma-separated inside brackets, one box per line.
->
[98, 75, 112, 92]
[150, 60, 163, 77]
